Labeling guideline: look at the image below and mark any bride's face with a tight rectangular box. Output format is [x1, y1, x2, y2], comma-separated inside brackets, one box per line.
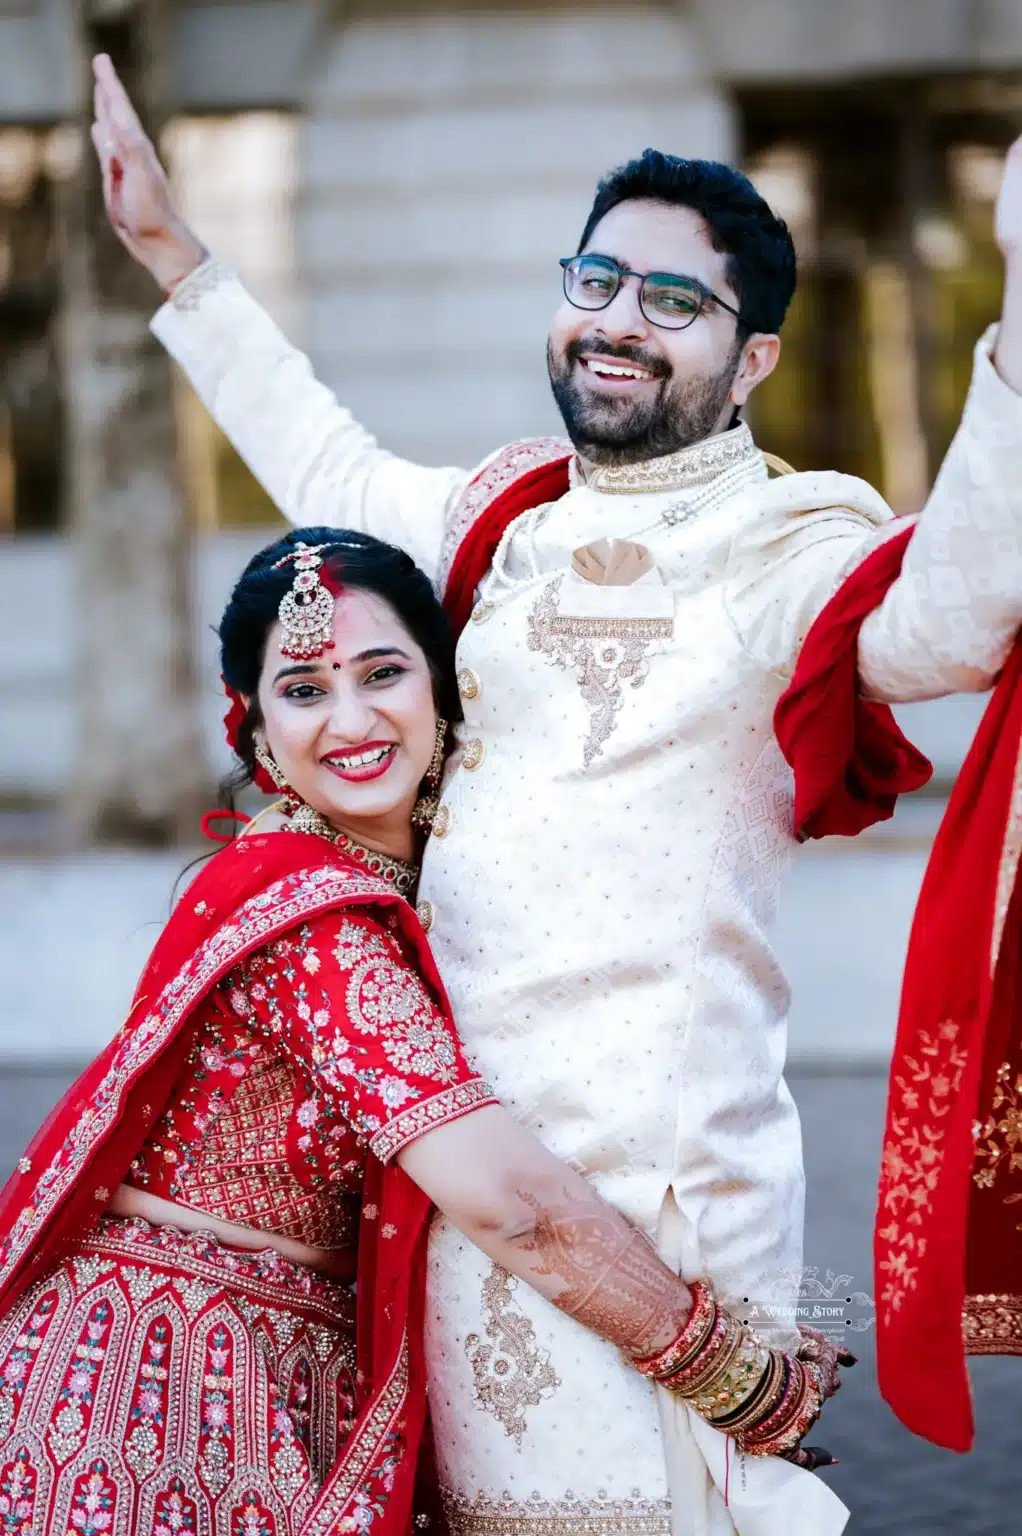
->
[255, 587, 438, 840]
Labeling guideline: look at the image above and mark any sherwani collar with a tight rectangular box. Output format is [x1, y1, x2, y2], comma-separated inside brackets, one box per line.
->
[570, 421, 761, 495]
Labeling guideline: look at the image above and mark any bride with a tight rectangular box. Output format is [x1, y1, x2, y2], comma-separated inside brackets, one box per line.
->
[0, 528, 847, 1535]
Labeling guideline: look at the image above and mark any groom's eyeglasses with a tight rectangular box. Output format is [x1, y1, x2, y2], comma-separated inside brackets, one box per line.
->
[559, 253, 746, 333]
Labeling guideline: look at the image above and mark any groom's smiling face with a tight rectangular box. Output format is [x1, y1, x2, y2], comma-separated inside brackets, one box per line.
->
[547, 199, 764, 468]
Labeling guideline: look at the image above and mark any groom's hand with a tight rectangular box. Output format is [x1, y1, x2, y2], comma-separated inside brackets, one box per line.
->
[996, 134, 1022, 260]
[91, 53, 206, 294]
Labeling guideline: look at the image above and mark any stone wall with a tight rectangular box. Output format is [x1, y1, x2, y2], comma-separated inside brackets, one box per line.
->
[294, 4, 735, 468]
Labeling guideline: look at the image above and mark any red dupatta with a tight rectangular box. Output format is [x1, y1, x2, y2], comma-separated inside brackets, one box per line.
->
[776, 524, 1022, 1452]
[0, 833, 445, 1534]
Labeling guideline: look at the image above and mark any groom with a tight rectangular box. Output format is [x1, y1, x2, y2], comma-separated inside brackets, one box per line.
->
[93, 53, 1022, 1536]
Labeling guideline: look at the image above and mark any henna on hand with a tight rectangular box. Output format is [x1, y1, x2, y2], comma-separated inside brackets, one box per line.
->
[511, 1187, 691, 1357]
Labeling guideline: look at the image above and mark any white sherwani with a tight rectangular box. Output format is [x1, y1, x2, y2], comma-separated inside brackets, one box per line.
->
[154, 264, 1022, 1536]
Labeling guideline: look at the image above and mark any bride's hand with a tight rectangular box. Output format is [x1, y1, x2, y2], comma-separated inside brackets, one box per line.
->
[91, 53, 206, 293]
[776, 1325, 857, 1472]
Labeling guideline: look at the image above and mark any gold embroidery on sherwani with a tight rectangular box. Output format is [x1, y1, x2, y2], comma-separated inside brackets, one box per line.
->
[576, 421, 758, 495]
[875, 1021, 967, 1322]
[443, 1488, 672, 1534]
[464, 1265, 559, 1445]
[527, 581, 672, 768]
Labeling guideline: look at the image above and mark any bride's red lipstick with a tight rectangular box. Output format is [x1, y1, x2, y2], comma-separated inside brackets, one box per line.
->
[322, 741, 397, 783]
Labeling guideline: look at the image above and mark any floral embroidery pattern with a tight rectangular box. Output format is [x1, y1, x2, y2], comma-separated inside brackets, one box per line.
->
[0, 866, 391, 1295]
[963, 1292, 1022, 1354]
[269, 1380, 308, 1505]
[198, 1324, 234, 1496]
[0, 1446, 37, 1534]
[973, 1062, 1022, 1222]
[66, 1458, 118, 1536]
[49, 1300, 111, 1464]
[232, 1488, 277, 1535]
[301, 1341, 409, 1536]
[0, 1217, 356, 1535]
[152, 1477, 198, 1536]
[124, 1316, 171, 1480]
[219, 911, 488, 1164]
[465, 1265, 559, 1446]
[0, 1289, 57, 1445]
[876, 1020, 966, 1320]
[527, 580, 673, 767]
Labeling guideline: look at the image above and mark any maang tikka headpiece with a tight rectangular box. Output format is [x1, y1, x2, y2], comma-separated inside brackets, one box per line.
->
[272, 541, 336, 660]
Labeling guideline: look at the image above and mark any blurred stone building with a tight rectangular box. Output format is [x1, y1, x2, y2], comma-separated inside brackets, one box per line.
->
[1, 0, 1021, 813]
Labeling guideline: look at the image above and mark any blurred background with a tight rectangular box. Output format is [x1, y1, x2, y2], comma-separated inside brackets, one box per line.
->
[1, 3, 1021, 1528]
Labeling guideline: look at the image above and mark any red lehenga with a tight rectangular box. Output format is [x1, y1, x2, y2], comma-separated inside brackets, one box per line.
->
[0, 831, 495, 1535]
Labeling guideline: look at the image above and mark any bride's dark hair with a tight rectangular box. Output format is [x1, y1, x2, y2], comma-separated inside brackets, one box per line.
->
[219, 526, 462, 792]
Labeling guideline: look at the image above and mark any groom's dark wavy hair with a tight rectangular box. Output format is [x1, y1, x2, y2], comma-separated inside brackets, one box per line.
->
[577, 150, 798, 336]
[219, 526, 462, 793]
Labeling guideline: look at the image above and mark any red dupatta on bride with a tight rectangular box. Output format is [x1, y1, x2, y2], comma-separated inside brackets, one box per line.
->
[0, 832, 443, 1534]
[775, 524, 1022, 1453]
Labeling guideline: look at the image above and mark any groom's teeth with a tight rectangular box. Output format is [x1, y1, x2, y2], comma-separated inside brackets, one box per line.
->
[587, 360, 651, 379]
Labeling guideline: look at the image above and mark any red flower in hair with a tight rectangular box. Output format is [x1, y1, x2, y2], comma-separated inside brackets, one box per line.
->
[222, 678, 277, 794]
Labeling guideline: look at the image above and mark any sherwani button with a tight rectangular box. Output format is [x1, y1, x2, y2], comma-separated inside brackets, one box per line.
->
[457, 668, 481, 701]
[416, 900, 434, 933]
[461, 739, 484, 771]
[432, 805, 451, 838]
[471, 602, 495, 624]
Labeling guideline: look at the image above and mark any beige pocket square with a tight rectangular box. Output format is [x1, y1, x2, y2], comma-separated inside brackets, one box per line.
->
[571, 538, 654, 587]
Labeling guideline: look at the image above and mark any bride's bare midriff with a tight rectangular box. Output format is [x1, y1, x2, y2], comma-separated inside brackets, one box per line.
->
[109, 1184, 343, 1275]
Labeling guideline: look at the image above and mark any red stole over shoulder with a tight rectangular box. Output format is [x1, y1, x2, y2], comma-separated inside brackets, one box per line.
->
[0, 834, 445, 1535]
[776, 525, 1022, 1452]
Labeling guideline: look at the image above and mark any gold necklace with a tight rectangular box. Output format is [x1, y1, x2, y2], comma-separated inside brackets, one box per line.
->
[284, 803, 419, 897]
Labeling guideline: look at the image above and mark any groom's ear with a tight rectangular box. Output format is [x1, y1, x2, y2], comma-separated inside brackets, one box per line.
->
[730, 333, 781, 408]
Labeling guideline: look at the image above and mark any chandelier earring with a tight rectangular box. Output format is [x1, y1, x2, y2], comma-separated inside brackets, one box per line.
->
[253, 742, 337, 839]
[412, 718, 447, 831]
[254, 743, 298, 810]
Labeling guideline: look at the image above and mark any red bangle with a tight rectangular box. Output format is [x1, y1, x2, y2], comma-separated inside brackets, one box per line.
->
[632, 1279, 715, 1381]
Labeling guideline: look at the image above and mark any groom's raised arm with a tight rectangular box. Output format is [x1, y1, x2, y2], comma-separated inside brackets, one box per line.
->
[90, 53, 472, 584]
[723, 136, 1022, 703]
[152, 261, 472, 583]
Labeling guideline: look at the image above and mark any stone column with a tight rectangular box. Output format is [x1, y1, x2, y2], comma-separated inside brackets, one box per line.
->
[60, 0, 208, 844]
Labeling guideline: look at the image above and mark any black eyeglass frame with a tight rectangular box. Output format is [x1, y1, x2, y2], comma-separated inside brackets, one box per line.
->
[559, 254, 750, 332]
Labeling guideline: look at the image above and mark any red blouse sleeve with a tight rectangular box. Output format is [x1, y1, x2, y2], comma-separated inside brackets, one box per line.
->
[228, 907, 496, 1163]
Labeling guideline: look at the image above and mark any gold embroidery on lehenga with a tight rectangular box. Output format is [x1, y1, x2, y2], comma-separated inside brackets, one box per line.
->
[0, 1217, 357, 1535]
[464, 1265, 559, 1446]
[963, 1292, 1022, 1354]
[527, 582, 673, 767]
[876, 1020, 967, 1322]
[972, 1062, 1022, 1210]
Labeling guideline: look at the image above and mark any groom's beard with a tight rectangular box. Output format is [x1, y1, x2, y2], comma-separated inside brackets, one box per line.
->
[547, 335, 742, 467]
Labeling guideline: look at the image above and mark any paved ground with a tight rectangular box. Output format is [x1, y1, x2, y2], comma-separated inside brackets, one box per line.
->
[0, 1064, 1013, 1533]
